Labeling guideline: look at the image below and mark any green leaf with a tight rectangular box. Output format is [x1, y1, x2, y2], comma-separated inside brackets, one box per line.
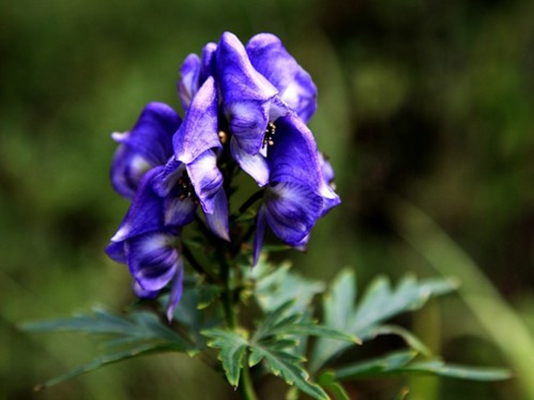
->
[317, 371, 350, 400]
[165, 284, 224, 346]
[372, 325, 431, 357]
[396, 361, 512, 381]
[21, 308, 137, 335]
[202, 328, 249, 387]
[21, 308, 189, 348]
[34, 344, 170, 390]
[333, 351, 511, 381]
[273, 323, 359, 344]
[253, 301, 357, 347]
[197, 285, 223, 310]
[253, 301, 297, 340]
[251, 261, 325, 315]
[249, 343, 329, 400]
[323, 270, 357, 333]
[333, 350, 417, 380]
[21, 308, 195, 388]
[311, 271, 457, 371]
[352, 275, 458, 339]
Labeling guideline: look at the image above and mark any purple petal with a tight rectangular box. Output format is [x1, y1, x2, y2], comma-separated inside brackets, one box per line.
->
[199, 42, 217, 83]
[216, 32, 279, 155]
[110, 144, 151, 199]
[173, 76, 221, 164]
[264, 181, 323, 246]
[267, 114, 322, 190]
[105, 240, 126, 263]
[185, 149, 223, 214]
[225, 100, 272, 154]
[230, 136, 269, 187]
[124, 231, 179, 292]
[295, 234, 310, 249]
[318, 152, 341, 216]
[166, 256, 185, 322]
[110, 103, 181, 198]
[178, 54, 201, 111]
[253, 206, 267, 266]
[321, 194, 341, 217]
[112, 102, 181, 165]
[204, 189, 230, 241]
[318, 152, 335, 184]
[247, 33, 317, 123]
[153, 156, 184, 197]
[164, 195, 198, 227]
[132, 281, 160, 299]
[110, 167, 165, 243]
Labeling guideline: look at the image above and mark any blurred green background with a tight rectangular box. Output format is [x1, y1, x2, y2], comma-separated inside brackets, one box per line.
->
[2, 0, 534, 398]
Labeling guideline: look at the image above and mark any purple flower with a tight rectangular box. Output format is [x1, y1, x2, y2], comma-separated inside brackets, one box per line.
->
[178, 42, 217, 111]
[216, 32, 285, 155]
[215, 32, 320, 188]
[110, 102, 181, 199]
[252, 114, 339, 264]
[155, 76, 229, 241]
[107, 31, 341, 313]
[106, 167, 184, 321]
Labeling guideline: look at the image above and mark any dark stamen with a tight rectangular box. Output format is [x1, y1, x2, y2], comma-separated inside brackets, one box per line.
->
[177, 171, 199, 204]
[262, 122, 276, 148]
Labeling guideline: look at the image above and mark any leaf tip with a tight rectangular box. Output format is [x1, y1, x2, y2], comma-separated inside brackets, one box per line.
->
[352, 335, 362, 345]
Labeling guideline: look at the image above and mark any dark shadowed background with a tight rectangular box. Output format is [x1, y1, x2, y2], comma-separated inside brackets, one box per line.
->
[2, 0, 534, 398]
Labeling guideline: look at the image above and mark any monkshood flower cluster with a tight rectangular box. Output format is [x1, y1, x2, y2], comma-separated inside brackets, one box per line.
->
[106, 32, 340, 320]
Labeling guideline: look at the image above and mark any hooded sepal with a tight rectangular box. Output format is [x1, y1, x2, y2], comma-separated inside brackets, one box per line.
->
[247, 33, 317, 123]
[173, 77, 221, 164]
[216, 31, 282, 155]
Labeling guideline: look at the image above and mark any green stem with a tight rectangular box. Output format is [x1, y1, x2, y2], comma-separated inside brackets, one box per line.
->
[218, 244, 237, 329]
[230, 190, 265, 223]
[240, 360, 258, 400]
[182, 243, 217, 283]
[217, 243, 257, 400]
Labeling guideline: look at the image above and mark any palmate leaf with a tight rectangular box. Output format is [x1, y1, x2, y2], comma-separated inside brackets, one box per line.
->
[331, 350, 511, 382]
[250, 343, 329, 400]
[252, 303, 355, 400]
[202, 328, 249, 387]
[332, 350, 417, 380]
[317, 371, 350, 400]
[249, 259, 327, 360]
[203, 303, 356, 400]
[21, 308, 196, 389]
[311, 270, 457, 371]
[33, 344, 171, 390]
[252, 301, 358, 345]
[21, 308, 189, 348]
[250, 259, 325, 315]
[203, 327, 328, 400]
[165, 283, 224, 346]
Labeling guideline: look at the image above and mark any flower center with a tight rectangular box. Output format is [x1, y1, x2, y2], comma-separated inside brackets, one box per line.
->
[262, 122, 276, 148]
[177, 171, 199, 203]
